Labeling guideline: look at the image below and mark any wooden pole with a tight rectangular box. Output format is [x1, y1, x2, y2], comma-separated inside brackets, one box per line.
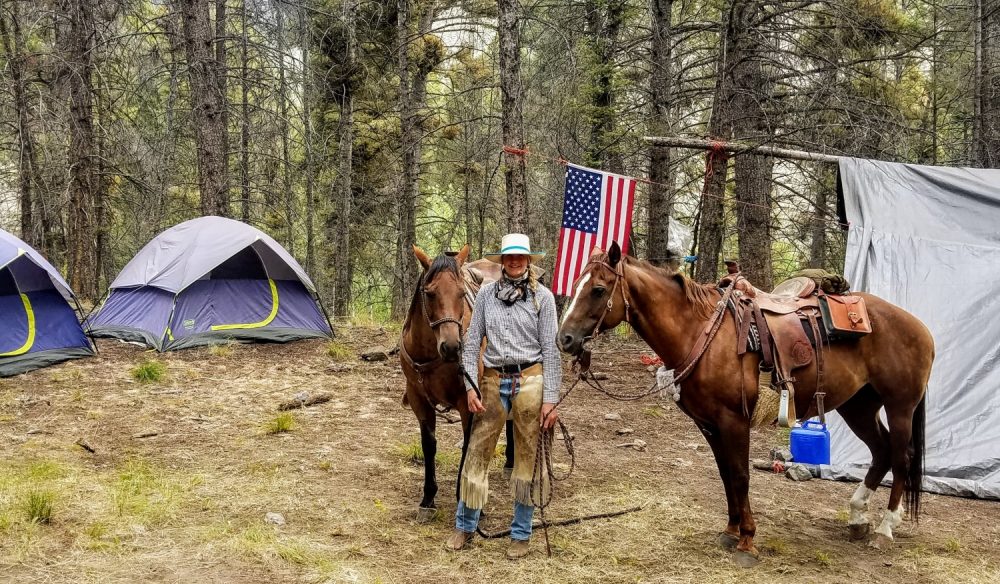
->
[644, 136, 842, 164]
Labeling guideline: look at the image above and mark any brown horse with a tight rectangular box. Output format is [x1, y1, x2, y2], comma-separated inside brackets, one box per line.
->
[557, 242, 933, 566]
[399, 245, 515, 517]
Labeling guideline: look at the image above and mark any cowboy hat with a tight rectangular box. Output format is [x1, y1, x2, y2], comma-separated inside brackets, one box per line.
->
[483, 233, 546, 263]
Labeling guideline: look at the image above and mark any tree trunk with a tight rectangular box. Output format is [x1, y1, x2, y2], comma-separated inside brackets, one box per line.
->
[59, 0, 100, 301]
[585, 0, 625, 174]
[730, 0, 774, 290]
[808, 172, 829, 268]
[239, 0, 250, 222]
[276, 4, 294, 249]
[0, 2, 40, 248]
[392, 0, 438, 319]
[976, 0, 1000, 167]
[333, 0, 357, 318]
[646, 0, 674, 266]
[301, 4, 316, 273]
[498, 0, 527, 233]
[693, 4, 737, 284]
[177, 0, 230, 216]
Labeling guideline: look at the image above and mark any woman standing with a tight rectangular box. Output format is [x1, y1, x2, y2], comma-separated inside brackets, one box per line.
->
[446, 233, 562, 560]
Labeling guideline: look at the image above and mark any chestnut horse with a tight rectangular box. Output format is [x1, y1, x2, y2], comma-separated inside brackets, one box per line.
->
[557, 243, 933, 566]
[399, 245, 514, 517]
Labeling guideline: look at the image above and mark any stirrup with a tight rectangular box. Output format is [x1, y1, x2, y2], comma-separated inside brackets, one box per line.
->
[777, 386, 797, 428]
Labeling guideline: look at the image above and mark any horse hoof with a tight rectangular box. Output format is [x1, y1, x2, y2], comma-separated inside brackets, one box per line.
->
[416, 506, 437, 523]
[717, 532, 739, 550]
[733, 550, 760, 568]
[849, 523, 870, 541]
[868, 533, 893, 551]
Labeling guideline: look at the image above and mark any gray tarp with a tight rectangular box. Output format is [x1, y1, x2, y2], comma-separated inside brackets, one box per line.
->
[825, 157, 1000, 499]
[111, 216, 317, 293]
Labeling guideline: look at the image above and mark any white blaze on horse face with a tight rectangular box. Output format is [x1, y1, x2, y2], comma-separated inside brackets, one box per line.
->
[874, 504, 903, 540]
[849, 484, 875, 525]
[562, 273, 591, 327]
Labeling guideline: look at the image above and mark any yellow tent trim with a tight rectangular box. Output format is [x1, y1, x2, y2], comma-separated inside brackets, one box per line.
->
[211, 279, 280, 331]
[0, 294, 36, 357]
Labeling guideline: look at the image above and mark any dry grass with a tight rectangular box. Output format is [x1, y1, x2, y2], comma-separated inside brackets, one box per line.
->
[1, 329, 999, 583]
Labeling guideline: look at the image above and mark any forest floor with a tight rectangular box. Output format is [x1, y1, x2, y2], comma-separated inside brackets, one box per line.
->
[1, 326, 998, 584]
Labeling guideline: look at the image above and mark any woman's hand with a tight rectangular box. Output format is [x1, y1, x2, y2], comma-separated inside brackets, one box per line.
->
[467, 390, 486, 413]
[540, 403, 558, 429]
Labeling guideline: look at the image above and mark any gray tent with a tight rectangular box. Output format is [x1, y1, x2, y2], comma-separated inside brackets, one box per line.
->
[88, 217, 332, 350]
[824, 158, 1000, 499]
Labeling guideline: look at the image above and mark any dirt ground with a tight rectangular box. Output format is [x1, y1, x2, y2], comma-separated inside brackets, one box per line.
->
[2, 326, 998, 583]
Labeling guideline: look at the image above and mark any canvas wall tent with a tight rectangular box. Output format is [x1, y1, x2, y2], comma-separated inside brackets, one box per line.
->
[823, 158, 1000, 499]
[88, 217, 332, 350]
[0, 229, 94, 377]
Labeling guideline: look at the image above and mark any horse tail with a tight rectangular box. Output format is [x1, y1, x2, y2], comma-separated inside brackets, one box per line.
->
[905, 394, 926, 522]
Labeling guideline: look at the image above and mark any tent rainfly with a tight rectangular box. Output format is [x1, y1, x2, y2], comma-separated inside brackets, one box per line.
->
[88, 217, 332, 350]
[1, 229, 95, 377]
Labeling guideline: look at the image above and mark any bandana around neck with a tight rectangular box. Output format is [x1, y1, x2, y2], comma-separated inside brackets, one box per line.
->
[496, 270, 530, 305]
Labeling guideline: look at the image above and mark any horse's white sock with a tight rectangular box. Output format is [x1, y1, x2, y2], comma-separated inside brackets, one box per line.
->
[874, 504, 903, 540]
[849, 484, 875, 525]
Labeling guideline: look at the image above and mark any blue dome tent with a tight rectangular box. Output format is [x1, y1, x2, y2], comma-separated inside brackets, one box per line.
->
[88, 217, 332, 350]
[0, 229, 95, 377]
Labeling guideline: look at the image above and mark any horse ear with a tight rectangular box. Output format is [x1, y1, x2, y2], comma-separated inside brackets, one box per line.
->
[608, 241, 622, 267]
[412, 245, 431, 270]
[589, 246, 604, 259]
[455, 244, 470, 266]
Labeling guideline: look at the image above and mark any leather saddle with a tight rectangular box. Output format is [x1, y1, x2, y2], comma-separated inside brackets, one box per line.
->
[721, 265, 827, 427]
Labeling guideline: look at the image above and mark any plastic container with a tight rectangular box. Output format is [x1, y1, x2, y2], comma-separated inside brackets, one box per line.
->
[789, 419, 831, 465]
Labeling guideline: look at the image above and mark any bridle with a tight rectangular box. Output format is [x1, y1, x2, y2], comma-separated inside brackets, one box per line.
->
[420, 282, 466, 336]
[577, 257, 632, 347]
[400, 268, 469, 379]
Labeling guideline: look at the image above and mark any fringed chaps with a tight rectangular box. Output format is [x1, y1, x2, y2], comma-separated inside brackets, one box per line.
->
[459, 366, 547, 509]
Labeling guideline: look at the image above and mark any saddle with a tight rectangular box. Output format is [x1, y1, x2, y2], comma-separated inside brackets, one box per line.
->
[720, 262, 871, 427]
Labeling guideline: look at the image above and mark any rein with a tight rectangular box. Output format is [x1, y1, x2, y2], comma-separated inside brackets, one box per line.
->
[672, 273, 742, 384]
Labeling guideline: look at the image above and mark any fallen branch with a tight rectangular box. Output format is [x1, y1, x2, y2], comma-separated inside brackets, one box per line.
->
[75, 438, 96, 453]
[476, 506, 643, 539]
[278, 392, 334, 411]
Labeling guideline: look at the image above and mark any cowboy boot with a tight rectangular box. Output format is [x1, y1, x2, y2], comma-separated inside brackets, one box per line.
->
[506, 539, 530, 560]
[445, 529, 474, 551]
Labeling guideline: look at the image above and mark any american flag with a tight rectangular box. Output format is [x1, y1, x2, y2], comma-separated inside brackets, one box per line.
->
[551, 164, 636, 296]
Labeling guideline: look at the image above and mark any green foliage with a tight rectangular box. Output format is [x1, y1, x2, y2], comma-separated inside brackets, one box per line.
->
[264, 413, 296, 435]
[326, 341, 354, 361]
[22, 490, 54, 524]
[131, 360, 166, 383]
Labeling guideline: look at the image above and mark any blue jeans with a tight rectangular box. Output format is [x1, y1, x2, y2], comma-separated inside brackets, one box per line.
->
[455, 376, 535, 541]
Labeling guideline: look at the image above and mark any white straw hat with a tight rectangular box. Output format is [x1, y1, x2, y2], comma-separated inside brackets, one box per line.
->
[483, 233, 546, 263]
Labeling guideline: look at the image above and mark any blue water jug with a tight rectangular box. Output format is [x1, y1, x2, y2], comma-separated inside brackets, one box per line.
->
[790, 419, 831, 465]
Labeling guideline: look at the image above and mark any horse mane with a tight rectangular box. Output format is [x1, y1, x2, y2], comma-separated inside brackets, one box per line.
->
[423, 253, 459, 282]
[615, 255, 717, 319]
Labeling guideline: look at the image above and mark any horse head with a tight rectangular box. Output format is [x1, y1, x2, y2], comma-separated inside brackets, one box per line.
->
[412, 243, 471, 362]
[557, 241, 629, 356]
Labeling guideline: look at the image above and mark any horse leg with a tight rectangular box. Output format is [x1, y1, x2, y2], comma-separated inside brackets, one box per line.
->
[702, 426, 740, 549]
[503, 420, 515, 478]
[716, 414, 757, 567]
[417, 413, 439, 520]
[870, 405, 917, 550]
[835, 384, 891, 541]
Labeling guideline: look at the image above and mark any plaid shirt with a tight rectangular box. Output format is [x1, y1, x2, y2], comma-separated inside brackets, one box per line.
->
[462, 280, 562, 403]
